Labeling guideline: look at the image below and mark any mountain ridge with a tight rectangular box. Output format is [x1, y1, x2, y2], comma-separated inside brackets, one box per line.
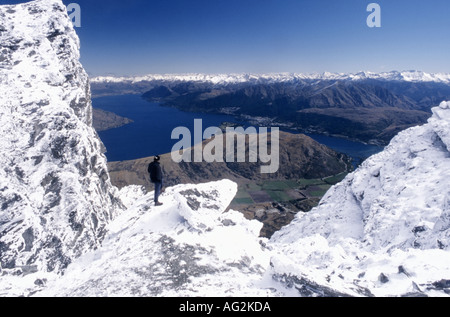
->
[91, 70, 450, 86]
[90, 71, 450, 146]
[107, 131, 351, 190]
[1, 0, 450, 298]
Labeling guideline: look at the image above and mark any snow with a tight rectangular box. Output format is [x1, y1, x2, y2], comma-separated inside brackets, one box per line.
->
[270, 101, 450, 297]
[1, 0, 450, 298]
[91, 70, 450, 86]
[0, 0, 122, 275]
[7, 99, 450, 296]
[32, 180, 276, 297]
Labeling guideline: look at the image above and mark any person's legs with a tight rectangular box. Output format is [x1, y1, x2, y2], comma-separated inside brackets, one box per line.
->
[154, 181, 162, 205]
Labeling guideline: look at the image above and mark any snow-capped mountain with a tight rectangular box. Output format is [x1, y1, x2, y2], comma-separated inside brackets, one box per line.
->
[1, 0, 449, 298]
[0, 0, 123, 275]
[270, 101, 450, 297]
[91, 69, 450, 147]
[90, 70, 450, 86]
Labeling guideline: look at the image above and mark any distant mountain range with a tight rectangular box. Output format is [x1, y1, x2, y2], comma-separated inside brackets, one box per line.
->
[91, 71, 450, 145]
[91, 71, 450, 86]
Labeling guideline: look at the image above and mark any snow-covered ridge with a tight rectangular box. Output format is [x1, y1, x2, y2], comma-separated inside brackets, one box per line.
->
[1, 0, 450, 297]
[270, 100, 450, 297]
[90, 70, 450, 86]
[31, 180, 277, 297]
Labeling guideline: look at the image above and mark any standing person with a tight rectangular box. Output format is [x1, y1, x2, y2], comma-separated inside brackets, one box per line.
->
[148, 155, 163, 206]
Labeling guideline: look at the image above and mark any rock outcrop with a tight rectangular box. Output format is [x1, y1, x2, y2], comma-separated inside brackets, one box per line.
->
[0, 0, 123, 275]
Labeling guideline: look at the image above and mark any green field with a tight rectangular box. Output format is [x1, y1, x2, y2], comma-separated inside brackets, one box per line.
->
[297, 178, 324, 186]
[267, 189, 293, 202]
[323, 172, 348, 185]
[231, 173, 348, 207]
[261, 180, 298, 191]
[233, 190, 255, 204]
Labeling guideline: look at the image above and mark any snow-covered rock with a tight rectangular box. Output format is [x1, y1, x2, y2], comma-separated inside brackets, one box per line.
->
[0, 0, 122, 275]
[1, 0, 450, 298]
[33, 180, 274, 297]
[270, 101, 450, 297]
[0, 180, 278, 297]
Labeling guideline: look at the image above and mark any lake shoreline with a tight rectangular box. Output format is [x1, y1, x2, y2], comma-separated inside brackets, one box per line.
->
[93, 94, 384, 166]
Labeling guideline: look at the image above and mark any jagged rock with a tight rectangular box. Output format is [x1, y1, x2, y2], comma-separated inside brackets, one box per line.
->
[379, 273, 389, 284]
[0, 0, 123, 275]
[430, 279, 450, 294]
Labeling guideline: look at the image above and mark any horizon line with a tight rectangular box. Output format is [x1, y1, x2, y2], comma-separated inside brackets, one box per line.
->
[89, 70, 450, 83]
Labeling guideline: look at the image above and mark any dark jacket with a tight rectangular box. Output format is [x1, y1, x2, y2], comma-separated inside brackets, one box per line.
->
[148, 161, 163, 183]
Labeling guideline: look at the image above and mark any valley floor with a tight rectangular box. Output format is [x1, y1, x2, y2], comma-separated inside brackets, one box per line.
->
[231, 173, 349, 237]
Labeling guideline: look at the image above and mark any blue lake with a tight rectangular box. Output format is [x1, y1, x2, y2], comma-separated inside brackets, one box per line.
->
[93, 94, 384, 165]
[303, 132, 383, 168]
[94, 94, 237, 162]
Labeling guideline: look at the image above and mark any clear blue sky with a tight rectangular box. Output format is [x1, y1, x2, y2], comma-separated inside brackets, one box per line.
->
[2, 0, 450, 76]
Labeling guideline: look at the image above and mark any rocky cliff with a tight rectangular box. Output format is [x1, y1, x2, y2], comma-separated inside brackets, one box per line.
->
[0, 0, 123, 275]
